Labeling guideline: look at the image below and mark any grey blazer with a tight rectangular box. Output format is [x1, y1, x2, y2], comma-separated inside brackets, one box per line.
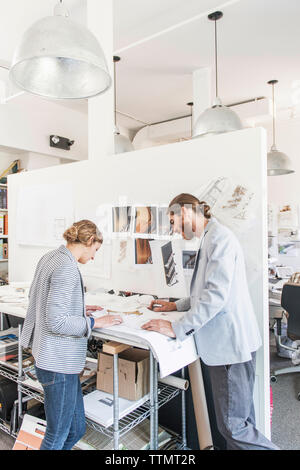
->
[21, 245, 92, 374]
[172, 218, 262, 366]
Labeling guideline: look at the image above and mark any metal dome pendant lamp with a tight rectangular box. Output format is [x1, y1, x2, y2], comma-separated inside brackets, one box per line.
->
[113, 56, 134, 154]
[193, 11, 242, 138]
[9, 0, 111, 99]
[267, 80, 294, 176]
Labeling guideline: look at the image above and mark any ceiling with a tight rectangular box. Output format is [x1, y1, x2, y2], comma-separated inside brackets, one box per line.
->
[0, 0, 299, 136]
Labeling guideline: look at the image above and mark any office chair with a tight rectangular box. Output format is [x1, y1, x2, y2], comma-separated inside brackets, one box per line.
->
[270, 283, 300, 400]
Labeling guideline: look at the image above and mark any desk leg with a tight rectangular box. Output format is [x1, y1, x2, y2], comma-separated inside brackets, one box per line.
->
[154, 357, 158, 450]
[150, 352, 158, 450]
[150, 352, 154, 450]
[18, 324, 23, 421]
[113, 353, 119, 450]
[181, 368, 187, 449]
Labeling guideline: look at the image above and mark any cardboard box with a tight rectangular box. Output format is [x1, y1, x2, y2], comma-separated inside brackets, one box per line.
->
[97, 348, 150, 401]
[13, 414, 46, 450]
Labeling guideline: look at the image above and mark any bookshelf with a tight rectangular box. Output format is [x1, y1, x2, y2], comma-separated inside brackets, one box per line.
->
[0, 184, 8, 267]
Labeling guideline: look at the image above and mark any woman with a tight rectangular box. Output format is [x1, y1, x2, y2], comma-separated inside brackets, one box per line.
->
[142, 194, 278, 450]
[21, 220, 123, 450]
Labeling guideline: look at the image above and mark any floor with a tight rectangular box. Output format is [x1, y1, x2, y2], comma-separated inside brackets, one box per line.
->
[1, 333, 299, 451]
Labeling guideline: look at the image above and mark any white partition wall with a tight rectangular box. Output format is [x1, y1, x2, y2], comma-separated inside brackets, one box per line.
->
[8, 127, 270, 437]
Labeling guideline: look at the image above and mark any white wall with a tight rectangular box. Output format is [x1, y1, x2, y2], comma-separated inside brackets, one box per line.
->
[0, 93, 88, 161]
[7, 127, 270, 438]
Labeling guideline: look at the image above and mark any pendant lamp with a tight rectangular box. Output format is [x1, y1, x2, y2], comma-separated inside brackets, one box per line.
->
[193, 11, 242, 138]
[267, 80, 294, 176]
[113, 56, 134, 153]
[9, 0, 111, 99]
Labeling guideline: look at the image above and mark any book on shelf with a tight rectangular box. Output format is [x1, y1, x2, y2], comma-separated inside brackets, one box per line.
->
[4, 214, 8, 235]
[0, 241, 3, 260]
[0, 214, 4, 234]
[3, 243, 8, 259]
[0, 187, 7, 209]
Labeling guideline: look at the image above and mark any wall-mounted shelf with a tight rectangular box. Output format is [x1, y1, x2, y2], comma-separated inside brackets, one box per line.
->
[0, 209, 7, 212]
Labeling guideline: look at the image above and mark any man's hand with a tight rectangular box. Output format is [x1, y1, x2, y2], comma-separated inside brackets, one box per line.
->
[93, 315, 123, 329]
[141, 319, 176, 338]
[148, 299, 177, 312]
[86, 305, 103, 317]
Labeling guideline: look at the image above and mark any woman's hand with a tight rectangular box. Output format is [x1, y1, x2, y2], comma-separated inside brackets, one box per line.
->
[148, 299, 177, 312]
[93, 314, 123, 329]
[86, 305, 103, 317]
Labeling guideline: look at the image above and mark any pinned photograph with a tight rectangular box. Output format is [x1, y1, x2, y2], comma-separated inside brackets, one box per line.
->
[133, 206, 157, 238]
[182, 251, 197, 270]
[135, 239, 153, 265]
[112, 206, 132, 233]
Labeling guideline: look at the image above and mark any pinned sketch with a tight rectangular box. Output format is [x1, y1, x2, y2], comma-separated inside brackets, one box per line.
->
[278, 204, 298, 230]
[133, 206, 157, 238]
[196, 177, 228, 210]
[53, 218, 67, 240]
[195, 177, 257, 233]
[16, 182, 74, 247]
[118, 240, 128, 263]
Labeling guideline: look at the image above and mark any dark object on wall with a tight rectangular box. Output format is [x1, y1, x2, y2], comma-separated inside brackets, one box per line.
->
[50, 135, 75, 151]
[158, 360, 226, 450]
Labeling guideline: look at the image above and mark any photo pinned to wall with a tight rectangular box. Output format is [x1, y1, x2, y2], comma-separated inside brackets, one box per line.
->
[158, 206, 172, 238]
[182, 250, 197, 270]
[133, 206, 158, 238]
[134, 238, 153, 265]
[161, 241, 179, 287]
[112, 206, 132, 234]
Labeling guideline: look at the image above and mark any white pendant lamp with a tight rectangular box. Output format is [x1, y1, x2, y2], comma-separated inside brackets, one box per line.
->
[113, 56, 134, 154]
[267, 80, 294, 176]
[9, 0, 111, 99]
[193, 11, 242, 138]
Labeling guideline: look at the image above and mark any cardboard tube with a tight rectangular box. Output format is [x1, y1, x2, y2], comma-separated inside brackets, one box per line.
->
[158, 375, 189, 391]
[188, 359, 213, 450]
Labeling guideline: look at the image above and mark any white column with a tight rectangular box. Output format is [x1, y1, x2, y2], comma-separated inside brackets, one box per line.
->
[193, 67, 212, 128]
[87, 0, 114, 160]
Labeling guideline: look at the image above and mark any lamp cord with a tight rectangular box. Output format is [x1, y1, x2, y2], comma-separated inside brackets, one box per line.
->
[214, 18, 218, 99]
[272, 83, 276, 147]
[114, 61, 117, 127]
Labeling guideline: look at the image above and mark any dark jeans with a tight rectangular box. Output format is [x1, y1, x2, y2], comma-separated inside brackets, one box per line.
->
[207, 352, 279, 450]
[35, 365, 86, 450]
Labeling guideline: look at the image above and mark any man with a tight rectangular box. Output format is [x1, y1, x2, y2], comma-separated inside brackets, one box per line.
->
[142, 193, 278, 450]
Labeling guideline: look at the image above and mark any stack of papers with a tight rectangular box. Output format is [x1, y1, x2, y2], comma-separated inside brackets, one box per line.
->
[84, 389, 150, 428]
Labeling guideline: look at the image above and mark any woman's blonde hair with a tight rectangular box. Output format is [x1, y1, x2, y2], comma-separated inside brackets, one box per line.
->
[63, 220, 103, 246]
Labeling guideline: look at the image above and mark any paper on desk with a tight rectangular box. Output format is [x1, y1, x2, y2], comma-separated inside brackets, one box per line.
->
[85, 293, 198, 378]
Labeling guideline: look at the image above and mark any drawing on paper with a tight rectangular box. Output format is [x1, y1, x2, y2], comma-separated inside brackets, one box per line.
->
[161, 241, 179, 287]
[220, 184, 254, 221]
[118, 240, 128, 263]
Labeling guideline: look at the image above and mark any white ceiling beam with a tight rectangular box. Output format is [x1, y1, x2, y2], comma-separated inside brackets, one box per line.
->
[87, 0, 114, 160]
[114, 0, 241, 54]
